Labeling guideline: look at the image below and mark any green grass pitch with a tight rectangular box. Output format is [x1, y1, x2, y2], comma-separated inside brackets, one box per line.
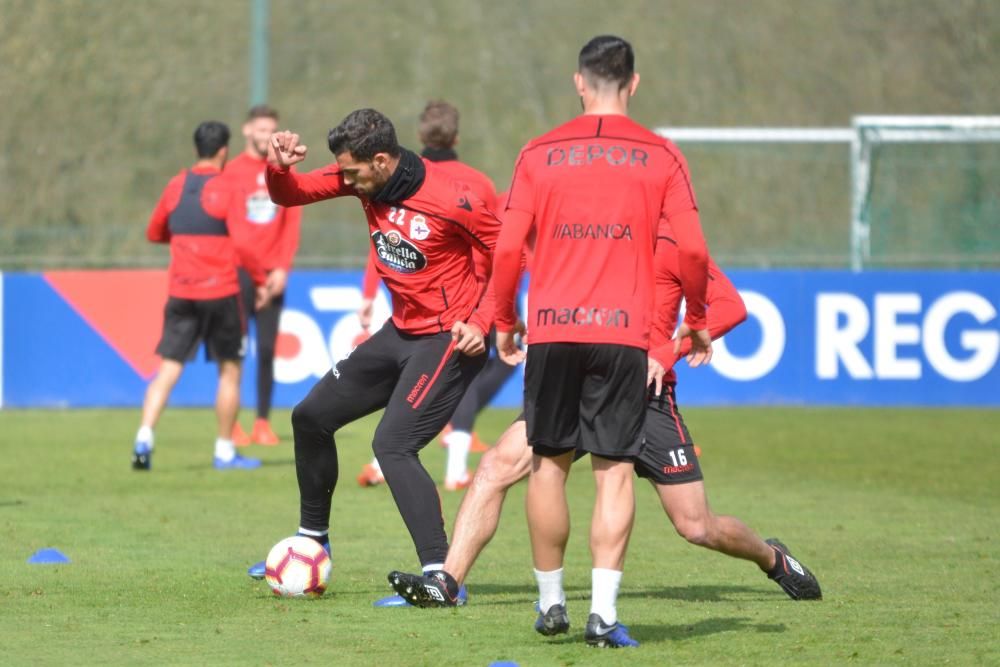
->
[1, 407, 997, 665]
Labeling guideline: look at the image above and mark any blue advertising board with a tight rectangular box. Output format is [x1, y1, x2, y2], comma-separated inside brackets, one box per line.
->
[1, 269, 997, 408]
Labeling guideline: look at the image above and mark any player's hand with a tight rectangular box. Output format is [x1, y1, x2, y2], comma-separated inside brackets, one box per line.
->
[266, 268, 288, 296]
[673, 323, 713, 368]
[268, 131, 308, 168]
[357, 298, 374, 330]
[255, 285, 272, 311]
[496, 320, 527, 366]
[451, 321, 486, 356]
[647, 355, 666, 396]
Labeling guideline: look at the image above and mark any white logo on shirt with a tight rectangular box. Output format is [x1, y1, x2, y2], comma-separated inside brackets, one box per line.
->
[246, 190, 278, 224]
[410, 216, 430, 241]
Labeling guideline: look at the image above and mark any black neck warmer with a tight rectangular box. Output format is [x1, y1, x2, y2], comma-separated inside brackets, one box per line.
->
[420, 146, 459, 163]
[372, 149, 426, 204]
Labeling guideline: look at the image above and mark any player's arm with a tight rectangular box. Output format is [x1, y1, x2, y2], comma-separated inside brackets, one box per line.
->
[145, 181, 175, 244]
[451, 197, 502, 355]
[265, 130, 351, 206]
[660, 145, 711, 364]
[492, 207, 532, 365]
[224, 190, 268, 287]
[275, 204, 302, 272]
[264, 204, 302, 297]
[650, 258, 746, 369]
[358, 248, 380, 329]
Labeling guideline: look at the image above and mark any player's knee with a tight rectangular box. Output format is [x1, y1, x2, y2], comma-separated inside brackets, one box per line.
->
[673, 516, 711, 547]
[291, 397, 327, 434]
[475, 446, 529, 489]
[371, 437, 416, 462]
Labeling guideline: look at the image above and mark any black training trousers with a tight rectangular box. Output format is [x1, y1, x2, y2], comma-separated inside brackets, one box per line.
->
[292, 320, 486, 566]
[448, 329, 517, 431]
[238, 268, 284, 419]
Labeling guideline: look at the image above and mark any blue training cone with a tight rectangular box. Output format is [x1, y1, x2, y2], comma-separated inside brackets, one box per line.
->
[27, 548, 71, 564]
[489, 662, 520, 667]
[373, 594, 411, 607]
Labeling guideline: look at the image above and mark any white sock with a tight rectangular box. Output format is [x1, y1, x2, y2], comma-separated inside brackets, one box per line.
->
[136, 426, 154, 449]
[591, 568, 623, 625]
[422, 562, 444, 573]
[297, 527, 328, 540]
[371, 457, 382, 475]
[534, 568, 565, 613]
[445, 430, 472, 482]
[214, 438, 236, 462]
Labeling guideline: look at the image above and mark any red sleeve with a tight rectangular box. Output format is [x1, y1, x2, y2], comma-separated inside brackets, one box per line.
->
[504, 149, 534, 215]
[649, 259, 747, 368]
[265, 163, 353, 207]
[492, 208, 533, 331]
[670, 209, 709, 329]
[461, 201, 502, 334]
[648, 245, 684, 368]
[275, 205, 302, 271]
[361, 248, 380, 300]
[221, 183, 268, 285]
[146, 179, 177, 243]
[660, 146, 709, 329]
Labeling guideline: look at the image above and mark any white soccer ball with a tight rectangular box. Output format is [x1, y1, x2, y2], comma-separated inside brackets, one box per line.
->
[264, 536, 332, 598]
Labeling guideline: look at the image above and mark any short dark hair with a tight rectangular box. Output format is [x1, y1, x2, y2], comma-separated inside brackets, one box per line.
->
[327, 108, 401, 160]
[246, 104, 279, 122]
[193, 121, 230, 158]
[578, 35, 635, 91]
[419, 100, 459, 150]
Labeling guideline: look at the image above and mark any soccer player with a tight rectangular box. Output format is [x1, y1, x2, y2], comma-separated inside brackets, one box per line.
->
[387, 231, 823, 617]
[131, 121, 269, 472]
[355, 100, 514, 491]
[225, 104, 302, 447]
[246, 109, 500, 592]
[401, 36, 710, 648]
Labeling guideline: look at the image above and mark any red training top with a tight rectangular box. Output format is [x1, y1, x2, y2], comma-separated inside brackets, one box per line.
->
[362, 158, 497, 300]
[267, 158, 500, 335]
[493, 114, 709, 350]
[147, 165, 266, 300]
[224, 152, 303, 273]
[649, 223, 747, 383]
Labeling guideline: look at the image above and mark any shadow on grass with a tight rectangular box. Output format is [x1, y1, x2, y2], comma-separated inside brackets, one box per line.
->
[466, 583, 779, 605]
[258, 458, 296, 468]
[543, 617, 787, 645]
[619, 584, 780, 603]
[468, 583, 588, 602]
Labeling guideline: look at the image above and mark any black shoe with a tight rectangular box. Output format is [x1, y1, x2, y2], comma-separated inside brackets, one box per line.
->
[387, 570, 465, 608]
[534, 603, 570, 636]
[766, 538, 822, 600]
[131, 441, 151, 470]
[584, 613, 639, 648]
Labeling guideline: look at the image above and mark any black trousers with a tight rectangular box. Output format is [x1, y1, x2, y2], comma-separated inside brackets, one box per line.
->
[292, 321, 486, 566]
[449, 355, 517, 431]
[238, 268, 284, 419]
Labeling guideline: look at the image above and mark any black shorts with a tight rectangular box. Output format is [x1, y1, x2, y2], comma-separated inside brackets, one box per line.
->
[524, 342, 647, 459]
[635, 383, 703, 485]
[155, 295, 246, 363]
